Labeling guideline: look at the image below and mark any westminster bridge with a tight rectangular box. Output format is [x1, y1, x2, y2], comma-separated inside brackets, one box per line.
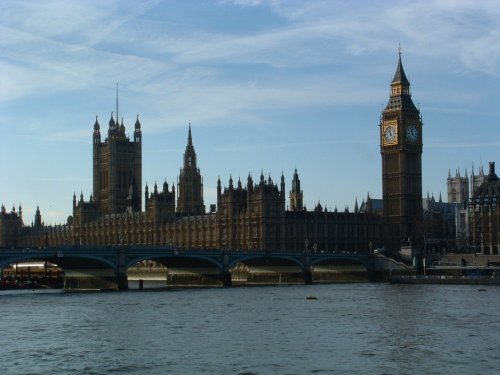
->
[0, 246, 408, 289]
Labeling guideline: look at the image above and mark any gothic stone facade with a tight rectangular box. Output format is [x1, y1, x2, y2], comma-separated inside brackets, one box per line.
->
[468, 162, 500, 254]
[0, 205, 23, 248]
[5, 56, 435, 252]
[380, 52, 423, 251]
[10, 115, 382, 253]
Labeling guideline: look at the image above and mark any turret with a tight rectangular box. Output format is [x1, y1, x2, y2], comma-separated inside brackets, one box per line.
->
[280, 172, 285, 197]
[34, 206, 42, 227]
[487, 161, 499, 182]
[183, 123, 196, 169]
[289, 168, 303, 211]
[134, 114, 141, 143]
[315, 201, 323, 213]
[217, 177, 222, 203]
[108, 112, 115, 130]
[93, 116, 101, 144]
[247, 174, 253, 194]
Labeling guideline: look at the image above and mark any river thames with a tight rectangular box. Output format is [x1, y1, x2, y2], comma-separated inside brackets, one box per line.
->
[0, 283, 499, 374]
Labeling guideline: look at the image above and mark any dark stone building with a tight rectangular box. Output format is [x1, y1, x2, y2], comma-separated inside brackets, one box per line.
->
[380, 51, 423, 251]
[9, 120, 383, 253]
[0, 205, 23, 248]
[422, 194, 460, 252]
[3, 53, 433, 254]
[93, 113, 142, 215]
[469, 162, 500, 254]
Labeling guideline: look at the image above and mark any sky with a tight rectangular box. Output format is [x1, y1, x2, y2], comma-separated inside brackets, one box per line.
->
[1, 0, 499, 225]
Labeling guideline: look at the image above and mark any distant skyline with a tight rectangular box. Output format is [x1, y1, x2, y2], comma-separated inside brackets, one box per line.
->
[1, 0, 499, 224]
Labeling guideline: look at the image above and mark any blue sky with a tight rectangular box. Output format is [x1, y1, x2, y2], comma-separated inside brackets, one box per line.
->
[1, 0, 499, 225]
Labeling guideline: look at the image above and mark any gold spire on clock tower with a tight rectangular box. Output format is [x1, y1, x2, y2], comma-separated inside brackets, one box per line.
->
[390, 48, 410, 97]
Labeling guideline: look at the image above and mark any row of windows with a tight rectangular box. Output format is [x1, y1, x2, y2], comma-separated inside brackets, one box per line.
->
[99, 171, 108, 189]
[98, 170, 136, 190]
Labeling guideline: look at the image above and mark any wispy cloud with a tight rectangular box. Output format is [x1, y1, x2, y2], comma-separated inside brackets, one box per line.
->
[40, 129, 89, 143]
[31, 177, 90, 183]
[427, 141, 500, 149]
[217, 0, 265, 6]
[2, 0, 500, 224]
[2, 0, 500, 122]
[214, 137, 373, 153]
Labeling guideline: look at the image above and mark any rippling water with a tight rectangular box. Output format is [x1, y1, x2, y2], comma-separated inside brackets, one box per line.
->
[1, 284, 499, 374]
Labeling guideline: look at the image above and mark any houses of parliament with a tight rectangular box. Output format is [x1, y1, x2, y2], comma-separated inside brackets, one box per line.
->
[3, 53, 495, 254]
[2, 113, 382, 252]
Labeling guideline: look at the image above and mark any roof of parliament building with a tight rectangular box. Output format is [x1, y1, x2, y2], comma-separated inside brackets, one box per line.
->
[471, 162, 500, 205]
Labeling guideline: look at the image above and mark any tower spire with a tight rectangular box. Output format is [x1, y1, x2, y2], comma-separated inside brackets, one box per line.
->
[177, 122, 204, 215]
[188, 121, 193, 147]
[116, 82, 119, 123]
[392, 47, 410, 88]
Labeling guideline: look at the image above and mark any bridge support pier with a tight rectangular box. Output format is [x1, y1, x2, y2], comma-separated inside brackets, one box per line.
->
[221, 252, 232, 287]
[304, 268, 313, 285]
[116, 250, 129, 291]
[116, 272, 129, 291]
[222, 270, 232, 287]
[368, 270, 388, 282]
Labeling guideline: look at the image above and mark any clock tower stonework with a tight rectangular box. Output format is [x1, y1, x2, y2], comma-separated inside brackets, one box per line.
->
[380, 52, 423, 252]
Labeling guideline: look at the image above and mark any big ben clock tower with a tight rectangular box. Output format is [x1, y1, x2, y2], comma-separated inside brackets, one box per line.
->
[380, 50, 423, 252]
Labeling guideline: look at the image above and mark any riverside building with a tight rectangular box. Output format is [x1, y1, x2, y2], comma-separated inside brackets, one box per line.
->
[13, 119, 382, 252]
[2, 53, 432, 254]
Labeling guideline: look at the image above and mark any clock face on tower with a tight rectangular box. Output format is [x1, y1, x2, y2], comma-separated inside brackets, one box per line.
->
[406, 125, 419, 142]
[383, 125, 397, 145]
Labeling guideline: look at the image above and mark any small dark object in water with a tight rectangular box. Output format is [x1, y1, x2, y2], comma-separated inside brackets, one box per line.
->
[478, 288, 486, 292]
[306, 296, 317, 300]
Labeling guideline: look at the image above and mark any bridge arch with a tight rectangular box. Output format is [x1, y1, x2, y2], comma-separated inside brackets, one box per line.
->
[0, 250, 122, 290]
[125, 253, 226, 288]
[125, 254, 223, 272]
[228, 254, 306, 271]
[308, 255, 371, 283]
[0, 253, 117, 272]
[309, 255, 370, 271]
